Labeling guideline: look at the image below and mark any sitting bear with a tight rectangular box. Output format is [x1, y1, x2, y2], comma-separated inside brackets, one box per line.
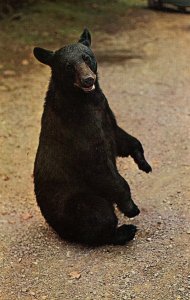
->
[33, 29, 152, 246]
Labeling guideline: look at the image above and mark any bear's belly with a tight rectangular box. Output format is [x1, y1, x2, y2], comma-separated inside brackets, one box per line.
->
[77, 125, 116, 171]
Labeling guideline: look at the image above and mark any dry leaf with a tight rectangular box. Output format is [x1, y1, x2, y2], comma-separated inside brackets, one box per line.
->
[69, 271, 81, 279]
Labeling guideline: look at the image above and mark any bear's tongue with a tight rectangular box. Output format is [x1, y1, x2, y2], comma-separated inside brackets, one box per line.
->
[82, 84, 95, 92]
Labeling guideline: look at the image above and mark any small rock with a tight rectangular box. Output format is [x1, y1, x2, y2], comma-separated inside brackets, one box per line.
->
[178, 287, 185, 292]
[186, 230, 190, 234]
[20, 212, 33, 221]
[29, 291, 35, 296]
[21, 59, 29, 66]
[131, 270, 136, 275]
[146, 237, 152, 242]
[68, 280, 73, 284]
[3, 70, 16, 76]
[66, 251, 71, 258]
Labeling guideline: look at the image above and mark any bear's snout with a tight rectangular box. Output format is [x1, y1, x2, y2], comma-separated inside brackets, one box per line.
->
[81, 76, 95, 88]
[74, 62, 96, 92]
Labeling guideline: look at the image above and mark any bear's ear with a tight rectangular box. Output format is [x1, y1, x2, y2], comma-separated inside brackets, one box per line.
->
[78, 28, 91, 47]
[33, 47, 54, 66]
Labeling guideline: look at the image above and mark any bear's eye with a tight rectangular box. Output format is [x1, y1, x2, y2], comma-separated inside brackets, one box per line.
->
[65, 63, 73, 71]
[82, 55, 91, 65]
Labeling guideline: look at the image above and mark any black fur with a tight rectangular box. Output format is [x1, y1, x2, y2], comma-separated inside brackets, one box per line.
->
[33, 29, 152, 246]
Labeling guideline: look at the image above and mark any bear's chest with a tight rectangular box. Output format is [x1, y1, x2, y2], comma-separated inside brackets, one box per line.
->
[81, 106, 116, 156]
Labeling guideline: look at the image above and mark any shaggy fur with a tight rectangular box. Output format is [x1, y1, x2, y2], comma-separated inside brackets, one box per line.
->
[33, 29, 152, 246]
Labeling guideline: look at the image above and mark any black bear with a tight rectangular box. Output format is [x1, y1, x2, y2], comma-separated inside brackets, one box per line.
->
[33, 29, 152, 246]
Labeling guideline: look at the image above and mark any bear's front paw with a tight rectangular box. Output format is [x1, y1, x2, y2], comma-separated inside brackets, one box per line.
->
[124, 204, 140, 218]
[138, 160, 152, 173]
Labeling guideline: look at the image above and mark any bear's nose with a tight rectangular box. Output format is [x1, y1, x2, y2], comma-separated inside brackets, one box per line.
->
[82, 76, 95, 87]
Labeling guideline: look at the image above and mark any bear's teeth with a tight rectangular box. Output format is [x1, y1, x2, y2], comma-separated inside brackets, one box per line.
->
[82, 84, 95, 92]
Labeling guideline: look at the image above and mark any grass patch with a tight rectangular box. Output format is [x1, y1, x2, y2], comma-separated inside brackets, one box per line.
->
[0, 0, 146, 70]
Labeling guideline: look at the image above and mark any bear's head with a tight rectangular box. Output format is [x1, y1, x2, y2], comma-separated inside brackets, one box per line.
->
[33, 29, 97, 93]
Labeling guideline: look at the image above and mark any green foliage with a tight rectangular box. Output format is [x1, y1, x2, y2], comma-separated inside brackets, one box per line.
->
[0, 0, 146, 69]
[0, 0, 146, 45]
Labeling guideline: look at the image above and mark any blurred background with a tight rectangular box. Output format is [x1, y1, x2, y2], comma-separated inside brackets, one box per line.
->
[0, 0, 146, 71]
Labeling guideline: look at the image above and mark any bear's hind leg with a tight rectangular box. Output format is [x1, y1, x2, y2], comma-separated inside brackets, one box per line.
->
[58, 193, 137, 246]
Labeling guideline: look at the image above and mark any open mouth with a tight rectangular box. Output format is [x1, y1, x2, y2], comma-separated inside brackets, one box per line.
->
[81, 84, 95, 92]
[74, 83, 95, 93]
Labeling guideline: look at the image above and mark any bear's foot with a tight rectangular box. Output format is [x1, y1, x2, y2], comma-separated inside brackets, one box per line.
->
[112, 224, 137, 245]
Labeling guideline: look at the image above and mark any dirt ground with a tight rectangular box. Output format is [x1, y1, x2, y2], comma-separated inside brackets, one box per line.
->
[0, 8, 190, 300]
